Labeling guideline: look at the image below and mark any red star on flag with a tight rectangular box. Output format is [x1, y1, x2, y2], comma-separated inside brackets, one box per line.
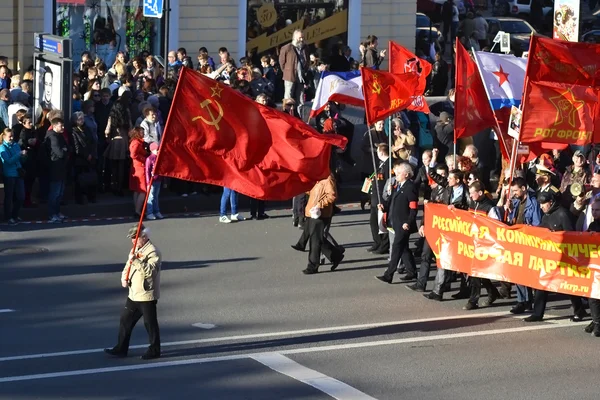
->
[492, 65, 510, 86]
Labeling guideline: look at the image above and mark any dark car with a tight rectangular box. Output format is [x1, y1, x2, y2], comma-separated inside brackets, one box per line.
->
[485, 17, 536, 56]
[582, 30, 600, 44]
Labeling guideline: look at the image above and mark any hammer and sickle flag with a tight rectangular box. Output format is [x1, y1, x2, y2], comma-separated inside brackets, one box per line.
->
[153, 68, 347, 201]
[360, 67, 420, 126]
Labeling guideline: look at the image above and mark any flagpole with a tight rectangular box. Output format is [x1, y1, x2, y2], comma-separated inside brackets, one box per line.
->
[368, 125, 382, 206]
[388, 116, 392, 180]
[471, 45, 511, 162]
[124, 67, 188, 282]
[453, 38, 459, 167]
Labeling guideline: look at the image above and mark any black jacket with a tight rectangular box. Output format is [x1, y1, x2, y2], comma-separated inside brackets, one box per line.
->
[414, 165, 432, 200]
[371, 158, 390, 204]
[469, 196, 495, 216]
[71, 126, 95, 167]
[386, 179, 418, 234]
[541, 203, 574, 232]
[44, 130, 68, 182]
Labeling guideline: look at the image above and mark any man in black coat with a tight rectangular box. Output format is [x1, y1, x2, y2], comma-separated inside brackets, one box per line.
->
[44, 117, 68, 223]
[367, 144, 390, 254]
[524, 191, 587, 322]
[376, 160, 418, 284]
[585, 198, 600, 336]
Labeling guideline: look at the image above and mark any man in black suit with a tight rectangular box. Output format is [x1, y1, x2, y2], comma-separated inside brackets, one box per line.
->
[367, 144, 391, 254]
[376, 160, 419, 284]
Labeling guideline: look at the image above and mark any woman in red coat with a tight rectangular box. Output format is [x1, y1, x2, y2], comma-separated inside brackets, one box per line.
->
[128, 127, 148, 217]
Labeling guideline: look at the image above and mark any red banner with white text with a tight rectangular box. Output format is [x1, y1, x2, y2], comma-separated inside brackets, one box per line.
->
[424, 203, 600, 299]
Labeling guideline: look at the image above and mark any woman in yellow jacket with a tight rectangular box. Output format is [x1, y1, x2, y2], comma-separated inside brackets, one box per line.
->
[390, 118, 416, 162]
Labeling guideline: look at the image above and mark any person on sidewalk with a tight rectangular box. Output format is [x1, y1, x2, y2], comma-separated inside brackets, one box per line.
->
[145, 142, 163, 220]
[0, 128, 25, 224]
[585, 198, 600, 336]
[105, 224, 162, 360]
[128, 127, 148, 218]
[44, 118, 69, 223]
[219, 188, 245, 223]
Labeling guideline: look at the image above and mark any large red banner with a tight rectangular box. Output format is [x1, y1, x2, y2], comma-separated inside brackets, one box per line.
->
[424, 203, 600, 299]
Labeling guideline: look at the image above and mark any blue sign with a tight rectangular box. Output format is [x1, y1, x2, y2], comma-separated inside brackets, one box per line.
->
[143, 0, 164, 18]
[42, 38, 62, 55]
[33, 33, 71, 59]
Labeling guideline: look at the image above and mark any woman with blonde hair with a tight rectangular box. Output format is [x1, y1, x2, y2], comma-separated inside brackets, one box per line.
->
[390, 118, 416, 162]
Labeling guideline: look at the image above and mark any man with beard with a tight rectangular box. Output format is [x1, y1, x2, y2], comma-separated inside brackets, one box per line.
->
[279, 30, 309, 116]
[523, 191, 587, 322]
[462, 181, 502, 310]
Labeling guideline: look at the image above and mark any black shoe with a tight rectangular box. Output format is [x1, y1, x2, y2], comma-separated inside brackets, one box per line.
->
[338, 246, 346, 254]
[330, 254, 345, 271]
[584, 322, 596, 333]
[397, 267, 406, 275]
[593, 328, 600, 337]
[424, 291, 443, 301]
[451, 290, 470, 300]
[373, 248, 389, 255]
[302, 268, 318, 275]
[510, 302, 531, 315]
[249, 214, 256, 220]
[523, 315, 543, 322]
[140, 352, 160, 360]
[366, 246, 378, 252]
[375, 275, 392, 284]
[257, 213, 270, 220]
[406, 283, 425, 292]
[104, 347, 127, 358]
[463, 302, 479, 310]
[292, 218, 299, 227]
[570, 313, 589, 322]
[360, 199, 367, 211]
[399, 274, 416, 282]
[290, 244, 305, 252]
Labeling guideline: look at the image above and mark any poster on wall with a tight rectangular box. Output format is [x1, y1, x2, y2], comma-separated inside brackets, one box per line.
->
[553, 0, 580, 42]
[33, 58, 63, 121]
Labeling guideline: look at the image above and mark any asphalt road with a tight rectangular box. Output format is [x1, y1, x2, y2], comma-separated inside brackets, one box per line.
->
[0, 204, 596, 400]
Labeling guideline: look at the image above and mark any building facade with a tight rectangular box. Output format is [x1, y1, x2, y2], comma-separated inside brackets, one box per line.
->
[4, 0, 416, 72]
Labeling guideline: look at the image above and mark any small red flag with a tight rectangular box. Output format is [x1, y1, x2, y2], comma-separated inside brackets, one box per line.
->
[519, 82, 599, 146]
[454, 40, 497, 140]
[361, 67, 419, 125]
[388, 41, 432, 94]
[154, 68, 347, 200]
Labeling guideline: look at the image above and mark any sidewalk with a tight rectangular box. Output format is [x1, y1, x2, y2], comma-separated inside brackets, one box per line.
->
[0, 182, 364, 223]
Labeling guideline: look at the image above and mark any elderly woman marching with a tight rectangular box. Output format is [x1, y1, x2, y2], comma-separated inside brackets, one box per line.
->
[105, 224, 162, 360]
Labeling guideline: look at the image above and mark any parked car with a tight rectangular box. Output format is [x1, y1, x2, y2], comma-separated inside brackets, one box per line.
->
[582, 30, 600, 44]
[485, 17, 536, 56]
[416, 12, 444, 52]
[508, 0, 554, 32]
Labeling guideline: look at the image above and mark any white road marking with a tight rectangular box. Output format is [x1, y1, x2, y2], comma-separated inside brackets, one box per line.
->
[191, 323, 216, 329]
[0, 319, 582, 383]
[251, 353, 376, 400]
[0, 309, 14, 313]
[0, 310, 512, 362]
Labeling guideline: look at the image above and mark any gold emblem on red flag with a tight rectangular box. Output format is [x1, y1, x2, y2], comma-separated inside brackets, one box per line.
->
[548, 88, 584, 128]
[371, 74, 382, 95]
[192, 83, 224, 130]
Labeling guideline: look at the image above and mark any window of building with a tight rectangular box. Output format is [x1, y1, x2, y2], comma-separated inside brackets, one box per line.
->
[54, 0, 164, 68]
[246, 0, 350, 65]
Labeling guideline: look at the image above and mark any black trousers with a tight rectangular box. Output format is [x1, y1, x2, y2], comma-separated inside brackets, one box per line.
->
[532, 291, 586, 319]
[250, 199, 265, 217]
[469, 278, 500, 304]
[417, 238, 434, 289]
[109, 159, 126, 192]
[590, 299, 600, 324]
[369, 206, 389, 250]
[292, 193, 307, 222]
[115, 298, 161, 355]
[306, 217, 342, 272]
[384, 230, 415, 279]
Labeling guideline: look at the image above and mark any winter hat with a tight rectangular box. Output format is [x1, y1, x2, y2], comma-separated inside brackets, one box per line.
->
[149, 142, 159, 152]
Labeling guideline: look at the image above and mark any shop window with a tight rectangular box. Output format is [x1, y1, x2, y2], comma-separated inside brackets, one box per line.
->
[55, 0, 164, 68]
[246, 0, 350, 65]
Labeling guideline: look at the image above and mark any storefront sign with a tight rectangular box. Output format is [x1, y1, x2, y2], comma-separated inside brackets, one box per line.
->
[247, 19, 304, 53]
[424, 203, 600, 299]
[553, 0, 580, 42]
[257, 3, 277, 28]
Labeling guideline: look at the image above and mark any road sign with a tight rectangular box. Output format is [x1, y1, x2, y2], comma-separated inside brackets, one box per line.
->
[144, 0, 164, 18]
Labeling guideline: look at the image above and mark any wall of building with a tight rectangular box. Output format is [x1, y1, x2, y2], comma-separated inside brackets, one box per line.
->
[178, 0, 240, 61]
[0, 0, 45, 71]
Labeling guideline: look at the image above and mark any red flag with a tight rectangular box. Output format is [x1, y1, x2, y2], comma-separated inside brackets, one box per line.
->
[407, 95, 430, 114]
[361, 67, 420, 125]
[154, 68, 347, 200]
[519, 81, 599, 146]
[454, 40, 497, 140]
[526, 35, 600, 86]
[388, 41, 432, 95]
